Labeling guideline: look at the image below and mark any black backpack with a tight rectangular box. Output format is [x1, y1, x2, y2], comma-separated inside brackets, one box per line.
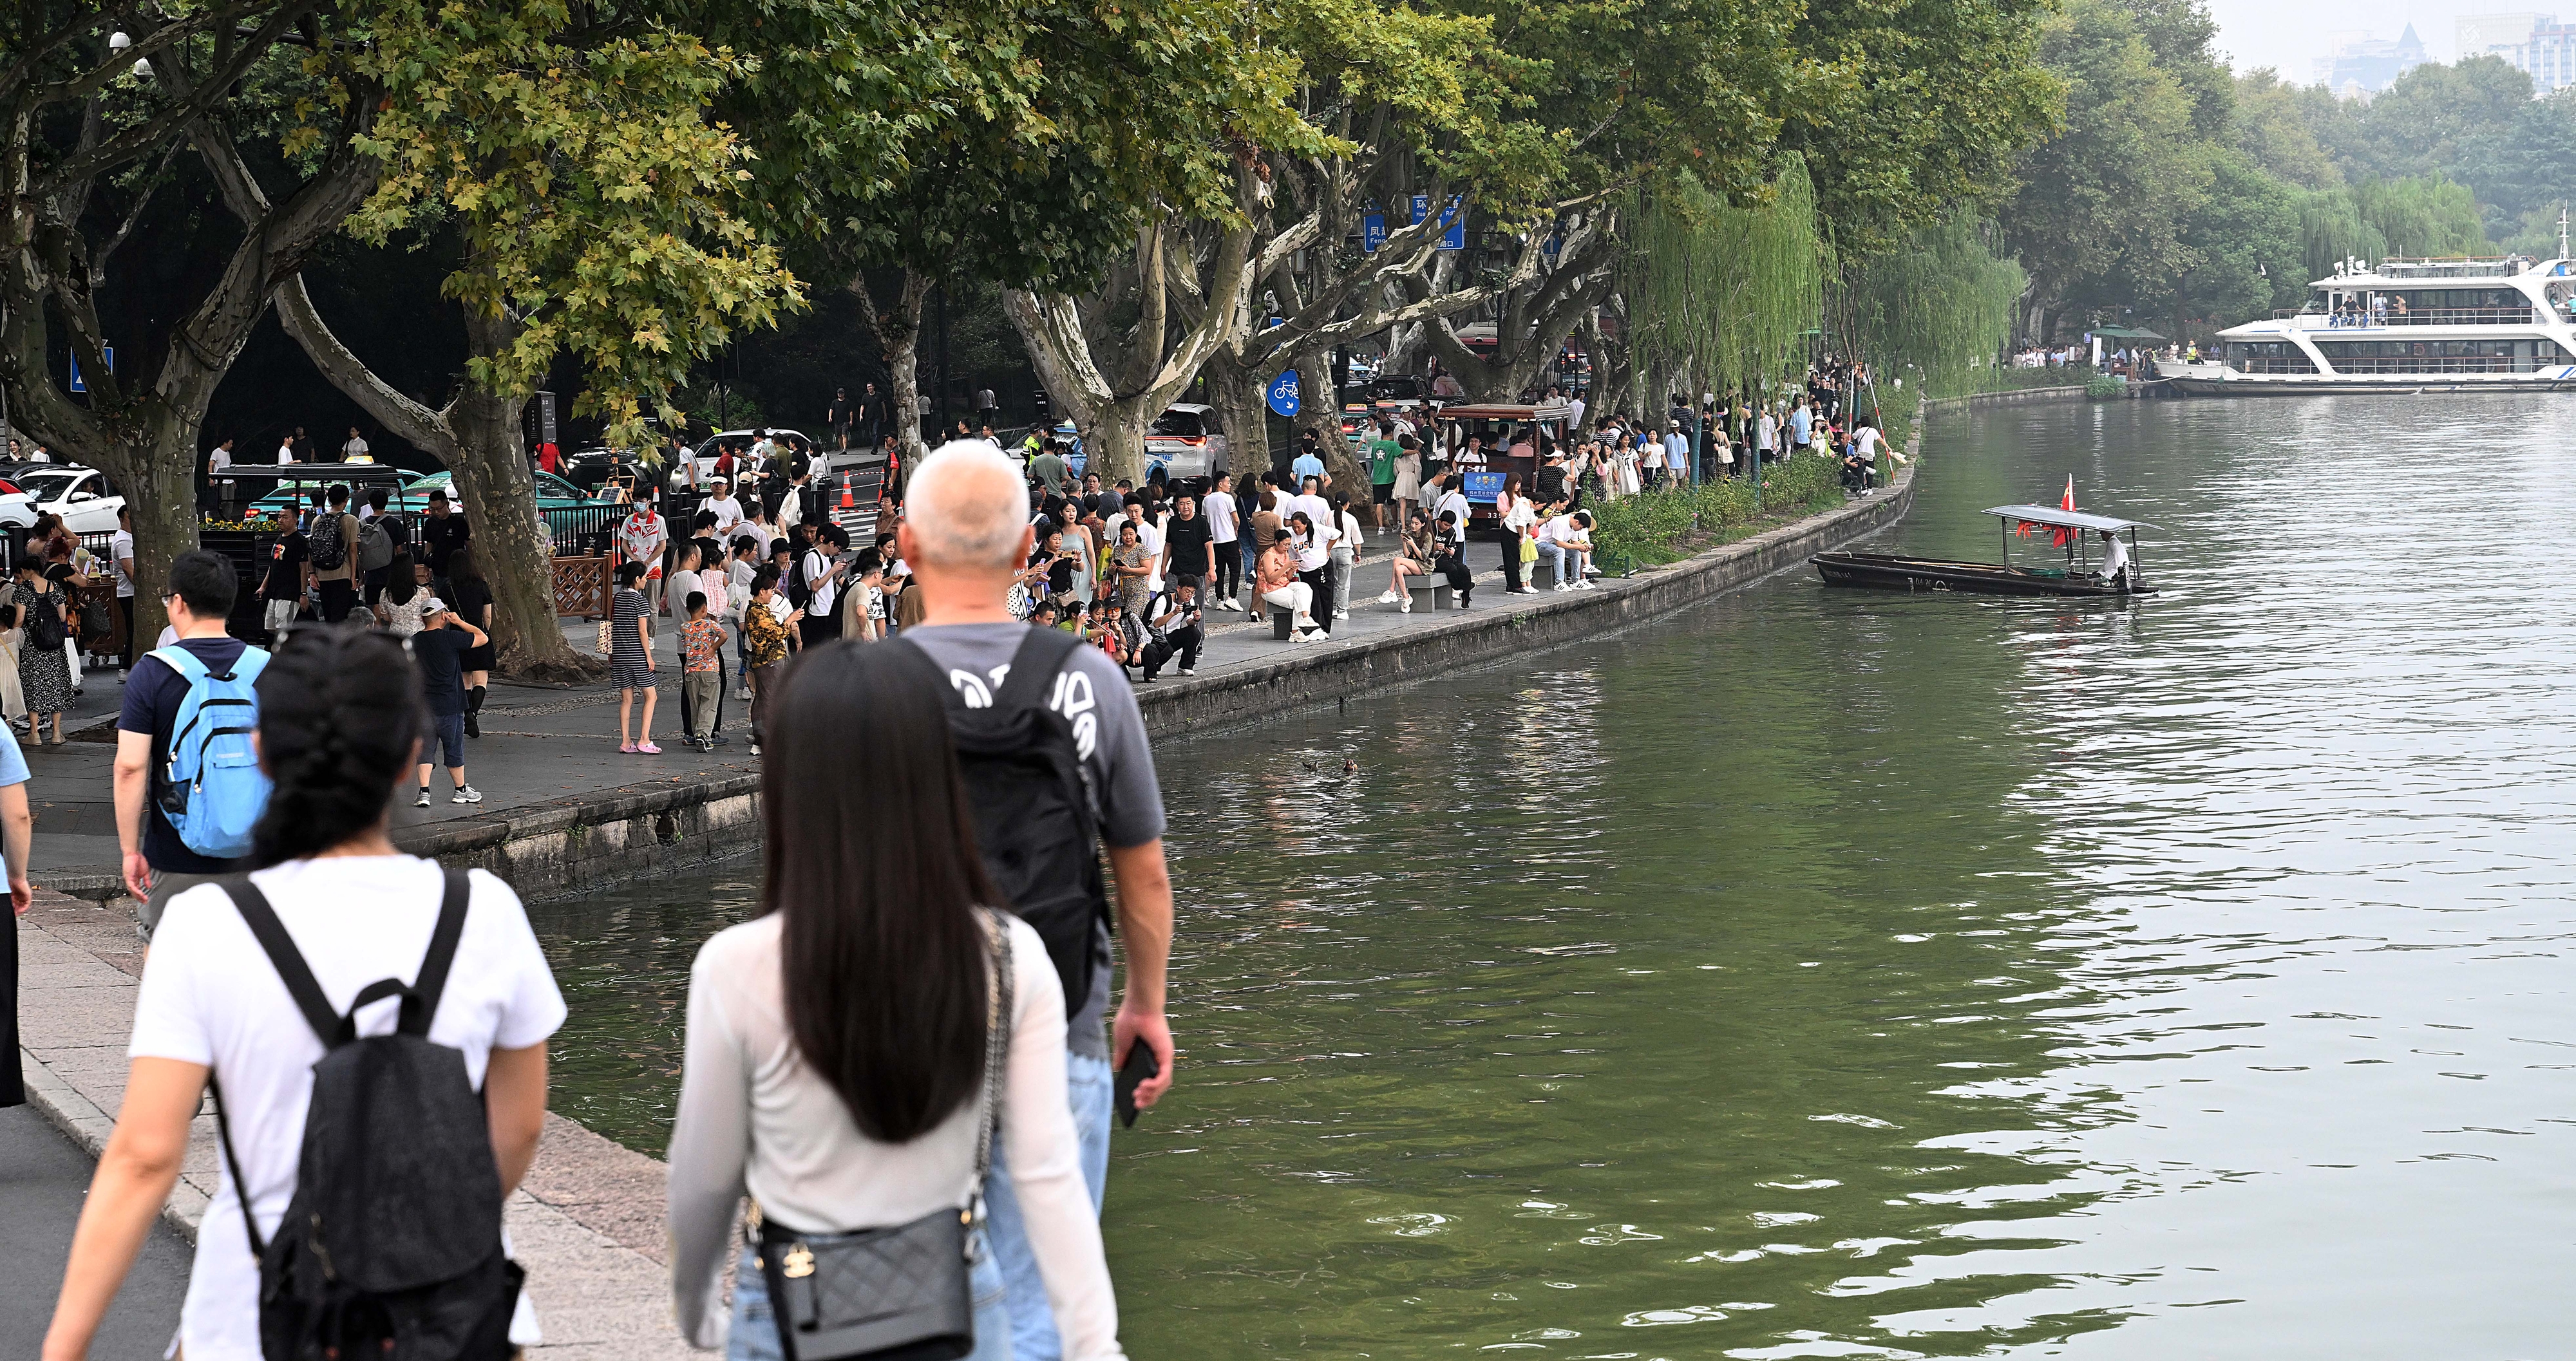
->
[211, 868, 524, 1361]
[21, 587, 64, 651]
[901, 626, 1111, 1015]
[308, 512, 350, 572]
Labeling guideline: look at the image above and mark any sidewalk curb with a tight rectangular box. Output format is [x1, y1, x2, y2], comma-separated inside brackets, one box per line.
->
[1130, 453, 1918, 737]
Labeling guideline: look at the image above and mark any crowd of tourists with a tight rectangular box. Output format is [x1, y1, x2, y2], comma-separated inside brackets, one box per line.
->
[24, 444, 1169, 1361]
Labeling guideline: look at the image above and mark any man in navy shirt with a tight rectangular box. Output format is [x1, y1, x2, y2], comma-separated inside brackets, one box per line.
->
[115, 551, 259, 939]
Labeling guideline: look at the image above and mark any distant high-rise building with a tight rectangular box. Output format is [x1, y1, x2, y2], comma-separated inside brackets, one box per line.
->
[2472, 13, 2576, 93]
[2459, 12, 2552, 58]
[2311, 24, 2430, 96]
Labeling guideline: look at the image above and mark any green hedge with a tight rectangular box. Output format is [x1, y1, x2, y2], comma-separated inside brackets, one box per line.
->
[1588, 453, 1852, 572]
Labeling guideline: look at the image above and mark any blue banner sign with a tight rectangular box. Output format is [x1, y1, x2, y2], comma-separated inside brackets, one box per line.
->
[1463, 469, 1504, 502]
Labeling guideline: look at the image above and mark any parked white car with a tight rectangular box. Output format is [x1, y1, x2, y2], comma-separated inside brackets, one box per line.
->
[15, 465, 126, 534]
[1145, 404, 1227, 480]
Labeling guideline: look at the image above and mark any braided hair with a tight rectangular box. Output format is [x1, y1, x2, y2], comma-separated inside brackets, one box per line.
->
[249, 628, 424, 866]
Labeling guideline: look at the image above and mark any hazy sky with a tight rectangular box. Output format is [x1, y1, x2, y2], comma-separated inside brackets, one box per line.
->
[2206, 0, 2547, 79]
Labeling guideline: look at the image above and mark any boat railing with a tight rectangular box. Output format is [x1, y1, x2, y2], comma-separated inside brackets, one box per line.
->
[2273, 307, 2537, 329]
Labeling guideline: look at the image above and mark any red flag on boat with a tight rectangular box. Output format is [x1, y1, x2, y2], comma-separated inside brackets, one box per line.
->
[2051, 476, 2075, 547]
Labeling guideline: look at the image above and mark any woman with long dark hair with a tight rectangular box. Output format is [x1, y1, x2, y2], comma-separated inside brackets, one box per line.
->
[667, 642, 1124, 1360]
[44, 628, 561, 1358]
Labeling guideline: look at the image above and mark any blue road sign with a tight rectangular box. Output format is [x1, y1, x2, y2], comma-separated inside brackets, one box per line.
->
[1265, 370, 1303, 418]
[1412, 194, 1467, 250]
[67, 344, 112, 393]
[1363, 214, 1387, 252]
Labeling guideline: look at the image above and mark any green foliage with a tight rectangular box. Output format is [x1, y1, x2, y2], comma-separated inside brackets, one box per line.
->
[2173, 149, 2304, 324]
[1624, 162, 1826, 402]
[1772, 0, 2064, 257]
[1587, 455, 1850, 570]
[2000, 0, 2211, 310]
[2085, 373, 2125, 400]
[346, 1, 804, 446]
[2293, 177, 2489, 280]
[1846, 218, 2025, 397]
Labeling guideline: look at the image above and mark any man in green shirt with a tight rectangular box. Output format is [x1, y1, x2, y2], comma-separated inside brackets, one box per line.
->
[1367, 421, 1401, 530]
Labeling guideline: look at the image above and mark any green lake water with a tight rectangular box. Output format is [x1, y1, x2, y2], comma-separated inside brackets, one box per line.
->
[530, 395, 2576, 1357]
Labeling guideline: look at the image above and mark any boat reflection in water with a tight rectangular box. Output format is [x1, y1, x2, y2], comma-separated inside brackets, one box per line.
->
[1812, 503, 2155, 596]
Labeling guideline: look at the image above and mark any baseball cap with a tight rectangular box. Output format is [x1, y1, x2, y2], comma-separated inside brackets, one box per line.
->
[421, 596, 449, 614]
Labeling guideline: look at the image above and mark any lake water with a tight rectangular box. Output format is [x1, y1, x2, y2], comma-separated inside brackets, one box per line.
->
[531, 395, 2576, 1358]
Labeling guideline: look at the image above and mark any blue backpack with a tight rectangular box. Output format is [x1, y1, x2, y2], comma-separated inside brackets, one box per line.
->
[151, 643, 273, 859]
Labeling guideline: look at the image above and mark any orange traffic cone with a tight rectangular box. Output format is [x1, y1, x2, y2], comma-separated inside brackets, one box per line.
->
[840, 475, 856, 511]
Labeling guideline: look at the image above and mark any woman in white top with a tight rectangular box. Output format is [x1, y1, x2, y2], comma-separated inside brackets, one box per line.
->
[667, 643, 1124, 1360]
[44, 628, 564, 1361]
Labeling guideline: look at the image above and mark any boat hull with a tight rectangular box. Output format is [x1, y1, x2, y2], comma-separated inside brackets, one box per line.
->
[2163, 372, 2576, 397]
[1811, 552, 2143, 597]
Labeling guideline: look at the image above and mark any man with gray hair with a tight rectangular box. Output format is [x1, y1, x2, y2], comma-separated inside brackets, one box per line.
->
[898, 443, 1175, 1361]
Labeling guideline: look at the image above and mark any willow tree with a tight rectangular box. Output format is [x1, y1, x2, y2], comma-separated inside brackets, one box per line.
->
[1841, 218, 2026, 396]
[1615, 160, 1825, 413]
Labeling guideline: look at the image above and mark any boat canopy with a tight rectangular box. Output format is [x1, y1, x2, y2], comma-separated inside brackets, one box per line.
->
[1984, 505, 2157, 533]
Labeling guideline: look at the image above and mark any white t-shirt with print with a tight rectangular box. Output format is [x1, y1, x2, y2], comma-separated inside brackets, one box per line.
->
[128, 858, 567, 1361]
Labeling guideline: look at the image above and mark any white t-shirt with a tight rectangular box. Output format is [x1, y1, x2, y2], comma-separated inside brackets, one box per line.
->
[128, 858, 566, 1361]
[1436, 489, 1470, 543]
[342, 436, 370, 460]
[110, 528, 135, 597]
[1566, 396, 1586, 430]
[208, 447, 234, 476]
[703, 495, 745, 534]
[1203, 490, 1239, 543]
[801, 548, 839, 614]
[276, 442, 294, 464]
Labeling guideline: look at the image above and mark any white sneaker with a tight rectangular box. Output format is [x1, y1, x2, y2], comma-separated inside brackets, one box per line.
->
[1376, 590, 1400, 605]
[1334, 608, 1350, 619]
[1553, 583, 1572, 592]
[1178, 667, 1196, 676]
[1397, 597, 1412, 614]
[1577, 579, 1598, 590]
[452, 785, 484, 804]
[735, 685, 753, 700]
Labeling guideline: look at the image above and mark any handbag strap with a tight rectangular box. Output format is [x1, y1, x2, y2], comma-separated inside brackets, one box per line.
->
[969, 908, 1014, 1217]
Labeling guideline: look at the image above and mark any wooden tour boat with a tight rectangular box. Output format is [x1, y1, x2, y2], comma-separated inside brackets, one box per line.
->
[1812, 503, 2156, 597]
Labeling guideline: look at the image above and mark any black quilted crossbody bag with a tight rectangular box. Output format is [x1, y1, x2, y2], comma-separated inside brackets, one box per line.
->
[752, 914, 1014, 1360]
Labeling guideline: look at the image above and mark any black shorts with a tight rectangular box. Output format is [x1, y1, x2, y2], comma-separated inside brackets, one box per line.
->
[1372, 482, 1394, 505]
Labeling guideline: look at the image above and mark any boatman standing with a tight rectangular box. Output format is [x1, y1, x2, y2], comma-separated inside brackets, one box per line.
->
[2096, 528, 2131, 588]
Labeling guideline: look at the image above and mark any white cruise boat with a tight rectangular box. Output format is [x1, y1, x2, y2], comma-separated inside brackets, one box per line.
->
[2159, 254, 2576, 394]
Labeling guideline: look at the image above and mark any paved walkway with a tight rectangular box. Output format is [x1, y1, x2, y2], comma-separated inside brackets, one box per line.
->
[0, 1102, 193, 1359]
[15, 890, 696, 1360]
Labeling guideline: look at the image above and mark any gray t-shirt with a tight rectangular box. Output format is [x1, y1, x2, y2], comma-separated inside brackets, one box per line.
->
[905, 621, 1166, 1061]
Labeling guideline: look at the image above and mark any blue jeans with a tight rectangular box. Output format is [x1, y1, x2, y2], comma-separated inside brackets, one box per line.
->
[1542, 541, 1587, 584]
[728, 1231, 1010, 1361]
[983, 1050, 1113, 1361]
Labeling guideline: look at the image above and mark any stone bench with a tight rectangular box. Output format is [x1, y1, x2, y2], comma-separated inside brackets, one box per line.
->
[1402, 578, 1454, 612]
[1269, 603, 1297, 639]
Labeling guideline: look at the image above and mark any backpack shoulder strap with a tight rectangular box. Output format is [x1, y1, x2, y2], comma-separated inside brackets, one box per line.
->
[149, 644, 209, 685]
[400, 867, 472, 1038]
[220, 874, 340, 1046]
[993, 623, 1079, 712]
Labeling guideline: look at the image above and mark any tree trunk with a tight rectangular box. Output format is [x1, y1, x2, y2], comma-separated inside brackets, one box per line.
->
[1202, 350, 1274, 482]
[275, 274, 599, 681]
[856, 270, 932, 474]
[1088, 400, 1153, 486]
[451, 310, 596, 681]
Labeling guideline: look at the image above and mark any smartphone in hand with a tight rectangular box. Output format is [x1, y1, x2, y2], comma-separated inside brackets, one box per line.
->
[1113, 1040, 1162, 1129]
